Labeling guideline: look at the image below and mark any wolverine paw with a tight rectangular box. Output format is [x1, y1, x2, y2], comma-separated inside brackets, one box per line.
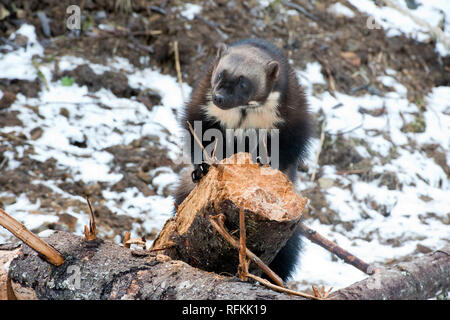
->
[191, 162, 210, 183]
[256, 156, 271, 167]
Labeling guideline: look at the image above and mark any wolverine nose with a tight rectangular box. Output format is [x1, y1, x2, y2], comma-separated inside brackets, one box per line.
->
[213, 94, 225, 107]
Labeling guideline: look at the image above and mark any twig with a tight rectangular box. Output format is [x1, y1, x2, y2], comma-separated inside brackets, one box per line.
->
[262, 132, 270, 164]
[123, 231, 131, 248]
[150, 5, 166, 15]
[281, 1, 319, 22]
[84, 196, 97, 241]
[328, 116, 364, 135]
[187, 121, 214, 164]
[97, 28, 163, 38]
[312, 285, 333, 299]
[238, 208, 249, 281]
[325, 65, 336, 94]
[209, 213, 323, 299]
[246, 273, 322, 300]
[124, 237, 147, 250]
[149, 241, 176, 252]
[0, 208, 64, 266]
[31, 58, 49, 90]
[195, 15, 228, 40]
[336, 168, 370, 175]
[209, 214, 284, 287]
[310, 119, 326, 182]
[211, 139, 219, 162]
[300, 224, 376, 275]
[0, 132, 30, 145]
[313, 54, 336, 96]
[173, 40, 185, 103]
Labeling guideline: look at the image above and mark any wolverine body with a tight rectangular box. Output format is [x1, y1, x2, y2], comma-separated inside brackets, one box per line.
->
[175, 39, 312, 282]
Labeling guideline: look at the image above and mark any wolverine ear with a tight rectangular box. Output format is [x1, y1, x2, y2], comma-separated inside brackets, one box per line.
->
[266, 61, 280, 81]
[216, 42, 228, 60]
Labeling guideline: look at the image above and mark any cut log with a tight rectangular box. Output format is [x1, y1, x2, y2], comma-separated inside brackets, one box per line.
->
[1, 232, 448, 300]
[1, 231, 304, 300]
[152, 153, 307, 277]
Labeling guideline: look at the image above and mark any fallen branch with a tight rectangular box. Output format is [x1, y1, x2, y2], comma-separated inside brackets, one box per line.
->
[300, 224, 377, 275]
[0, 208, 64, 266]
[330, 245, 450, 300]
[1, 231, 306, 300]
[1, 231, 447, 300]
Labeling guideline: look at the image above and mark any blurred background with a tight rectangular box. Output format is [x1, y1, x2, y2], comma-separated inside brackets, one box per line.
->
[0, 0, 449, 294]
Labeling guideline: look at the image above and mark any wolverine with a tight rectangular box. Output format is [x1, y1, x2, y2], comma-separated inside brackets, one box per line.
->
[174, 39, 312, 282]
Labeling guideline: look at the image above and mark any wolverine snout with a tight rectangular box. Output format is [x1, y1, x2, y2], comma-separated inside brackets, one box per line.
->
[212, 93, 225, 107]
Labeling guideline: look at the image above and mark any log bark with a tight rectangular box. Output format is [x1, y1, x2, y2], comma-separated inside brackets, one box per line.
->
[0, 232, 448, 300]
[152, 153, 307, 277]
[1, 231, 304, 300]
[330, 245, 450, 300]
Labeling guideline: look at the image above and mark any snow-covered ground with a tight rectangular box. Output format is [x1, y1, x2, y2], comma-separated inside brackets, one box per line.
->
[0, 1, 449, 292]
[0, 24, 190, 244]
[348, 0, 450, 56]
[294, 63, 449, 289]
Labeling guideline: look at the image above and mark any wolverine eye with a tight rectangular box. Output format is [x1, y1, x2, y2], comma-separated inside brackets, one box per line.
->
[217, 71, 224, 81]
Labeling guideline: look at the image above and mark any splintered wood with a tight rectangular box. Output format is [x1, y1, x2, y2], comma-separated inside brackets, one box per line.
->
[152, 153, 307, 277]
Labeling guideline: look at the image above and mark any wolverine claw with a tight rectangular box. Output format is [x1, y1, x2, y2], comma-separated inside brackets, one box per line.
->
[256, 156, 271, 167]
[191, 162, 210, 183]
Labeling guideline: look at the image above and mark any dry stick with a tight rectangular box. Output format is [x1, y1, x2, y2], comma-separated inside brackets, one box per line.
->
[312, 285, 333, 299]
[173, 40, 185, 103]
[310, 119, 326, 182]
[281, 0, 319, 22]
[209, 214, 284, 287]
[209, 215, 322, 300]
[124, 237, 147, 250]
[237, 208, 249, 281]
[246, 273, 321, 300]
[261, 133, 269, 164]
[123, 231, 131, 248]
[300, 224, 375, 275]
[187, 121, 214, 164]
[234, 211, 320, 300]
[336, 168, 370, 175]
[211, 139, 219, 162]
[149, 242, 176, 252]
[84, 196, 97, 241]
[0, 208, 64, 266]
[314, 54, 336, 97]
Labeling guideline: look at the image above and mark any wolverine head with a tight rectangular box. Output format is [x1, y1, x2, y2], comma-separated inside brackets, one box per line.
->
[210, 43, 280, 110]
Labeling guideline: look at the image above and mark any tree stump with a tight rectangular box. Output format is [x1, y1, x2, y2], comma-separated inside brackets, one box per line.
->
[152, 153, 307, 277]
